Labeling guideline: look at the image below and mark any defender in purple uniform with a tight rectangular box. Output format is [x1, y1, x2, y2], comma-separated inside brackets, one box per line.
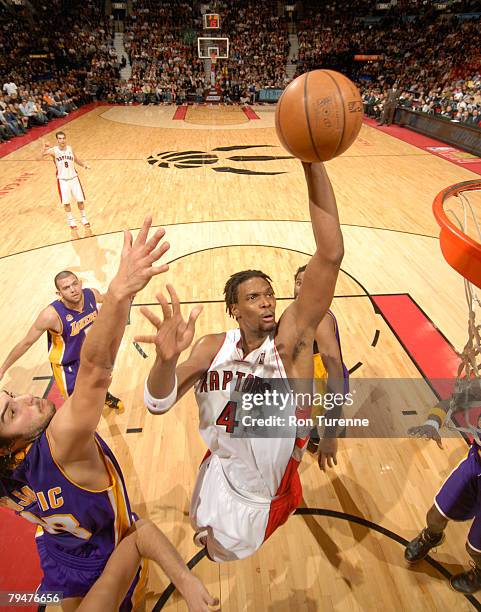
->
[406, 399, 481, 594]
[293, 264, 349, 470]
[0, 218, 213, 610]
[0, 271, 122, 409]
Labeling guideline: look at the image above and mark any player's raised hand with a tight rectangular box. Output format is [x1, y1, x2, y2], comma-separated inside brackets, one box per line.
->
[110, 216, 170, 300]
[181, 574, 220, 612]
[135, 284, 202, 362]
[408, 423, 444, 449]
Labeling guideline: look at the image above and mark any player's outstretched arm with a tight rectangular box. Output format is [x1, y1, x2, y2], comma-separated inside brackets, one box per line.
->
[316, 314, 346, 470]
[408, 402, 447, 449]
[74, 152, 90, 169]
[78, 519, 219, 612]
[38, 142, 54, 160]
[136, 285, 222, 413]
[50, 217, 169, 451]
[289, 162, 343, 332]
[0, 307, 57, 381]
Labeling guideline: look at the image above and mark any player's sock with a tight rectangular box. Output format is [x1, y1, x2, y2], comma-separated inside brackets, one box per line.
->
[81, 212, 89, 226]
[67, 213, 77, 229]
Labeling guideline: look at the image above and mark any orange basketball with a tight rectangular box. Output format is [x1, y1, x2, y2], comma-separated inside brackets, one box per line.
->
[275, 70, 363, 162]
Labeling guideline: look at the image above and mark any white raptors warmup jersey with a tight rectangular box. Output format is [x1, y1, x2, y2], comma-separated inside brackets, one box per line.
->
[194, 328, 297, 500]
[54, 145, 77, 180]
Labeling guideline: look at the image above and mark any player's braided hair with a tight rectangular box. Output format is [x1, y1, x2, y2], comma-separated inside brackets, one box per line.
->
[224, 270, 273, 318]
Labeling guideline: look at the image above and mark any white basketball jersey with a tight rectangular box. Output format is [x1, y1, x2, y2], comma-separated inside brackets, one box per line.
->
[194, 328, 296, 500]
[54, 145, 77, 180]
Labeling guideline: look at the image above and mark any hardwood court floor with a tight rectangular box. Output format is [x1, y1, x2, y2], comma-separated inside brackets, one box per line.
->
[1, 105, 481, 611]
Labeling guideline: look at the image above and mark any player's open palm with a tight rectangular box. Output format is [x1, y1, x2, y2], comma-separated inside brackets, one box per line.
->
[136, 284, 202, 362]
[111, 215, 170, 299]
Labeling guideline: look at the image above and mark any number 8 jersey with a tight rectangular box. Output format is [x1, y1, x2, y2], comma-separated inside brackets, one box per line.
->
[54, 145, 77, 180]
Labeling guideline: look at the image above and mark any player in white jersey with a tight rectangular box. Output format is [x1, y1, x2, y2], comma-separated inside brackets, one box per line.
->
[138, 162, 344, 562]
[41, 131, 92, 239]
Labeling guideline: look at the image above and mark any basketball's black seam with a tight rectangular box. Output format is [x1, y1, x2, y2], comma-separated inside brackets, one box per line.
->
[303, 72, 322, 162]
[324, 70, 345, 158]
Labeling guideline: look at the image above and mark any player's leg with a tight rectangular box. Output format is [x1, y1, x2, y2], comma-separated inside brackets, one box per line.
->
[449, 517, 481, 593]
[51, 363, 71, 400]
[72, 178, 91, 236]
[405, 446, 479, 562]
[58, 180, 79, 239]
[404, 504, 447, 562]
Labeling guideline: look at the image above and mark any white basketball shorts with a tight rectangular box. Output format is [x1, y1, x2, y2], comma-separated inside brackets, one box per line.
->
[57, 177, 85, 204]
[190, 452, 302, 562]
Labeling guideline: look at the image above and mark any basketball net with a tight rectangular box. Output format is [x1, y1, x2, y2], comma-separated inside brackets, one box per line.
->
[443, 189, 481, 442]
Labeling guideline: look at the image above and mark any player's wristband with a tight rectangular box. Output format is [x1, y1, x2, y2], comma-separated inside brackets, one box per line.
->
[144, 377, 177, 414]
[425, 419, 440, 432]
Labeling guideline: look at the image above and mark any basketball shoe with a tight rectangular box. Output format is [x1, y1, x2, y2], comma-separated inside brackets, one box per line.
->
[450, 562, 481, 594]
[70, 227, 80, 240]
[84, 223, 93, 237]
[105, 392, 124, 411]
[404, 528, 444, 562]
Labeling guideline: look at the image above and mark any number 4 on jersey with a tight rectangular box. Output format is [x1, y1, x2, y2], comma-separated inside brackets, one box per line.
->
[216, 401, 239, 433]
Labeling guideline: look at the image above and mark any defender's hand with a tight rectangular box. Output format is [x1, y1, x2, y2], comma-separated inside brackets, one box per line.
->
[318, 437, 338, 471]
[110, 216, 170, 300]
[182, 575, 220, 611]
[408, 424, 443, 449]
[135, 284, 202, 362]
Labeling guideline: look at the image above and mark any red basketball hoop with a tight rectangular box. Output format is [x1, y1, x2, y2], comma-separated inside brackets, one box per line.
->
[433, 179, 481, 289]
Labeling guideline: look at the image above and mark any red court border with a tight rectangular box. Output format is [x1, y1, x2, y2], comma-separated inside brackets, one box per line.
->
[363, 117, 481, 176]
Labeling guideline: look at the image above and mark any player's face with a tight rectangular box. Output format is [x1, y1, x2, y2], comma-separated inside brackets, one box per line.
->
[232, 278, 276, 333]
[57, 276, 82, 305]
[56, 134, 66, 148]
[0, 391, 55, 452]
[294, 271, 304, 299]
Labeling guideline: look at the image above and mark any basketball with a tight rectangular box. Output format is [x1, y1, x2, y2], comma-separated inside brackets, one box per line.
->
[275, 70, 363, 162]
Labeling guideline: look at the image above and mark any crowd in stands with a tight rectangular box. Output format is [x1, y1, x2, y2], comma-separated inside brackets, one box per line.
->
[294, 1, 481, 128]
[1, 0, 480, 144]
[0, 0, 121, 143]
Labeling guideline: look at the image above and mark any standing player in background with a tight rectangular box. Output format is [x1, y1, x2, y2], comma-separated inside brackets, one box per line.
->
[0, 217, 215, 610]
[41, 131, 92, 239]
[0, 270, 123, 410]
[293, 264, 349, 470]
[138, 162, 344, 562]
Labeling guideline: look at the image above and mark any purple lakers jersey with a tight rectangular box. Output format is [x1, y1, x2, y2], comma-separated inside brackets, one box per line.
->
[48, 288, 98, 366]
[313, 309, 349, 394]
[6, 431, 133, 553]
[1, 432, 145, 606]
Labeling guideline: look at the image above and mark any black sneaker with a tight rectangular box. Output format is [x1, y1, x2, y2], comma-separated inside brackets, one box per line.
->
[405, 528, 444, 563]
[105, 392, 124, 411]
[451, 562, 481, 594]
